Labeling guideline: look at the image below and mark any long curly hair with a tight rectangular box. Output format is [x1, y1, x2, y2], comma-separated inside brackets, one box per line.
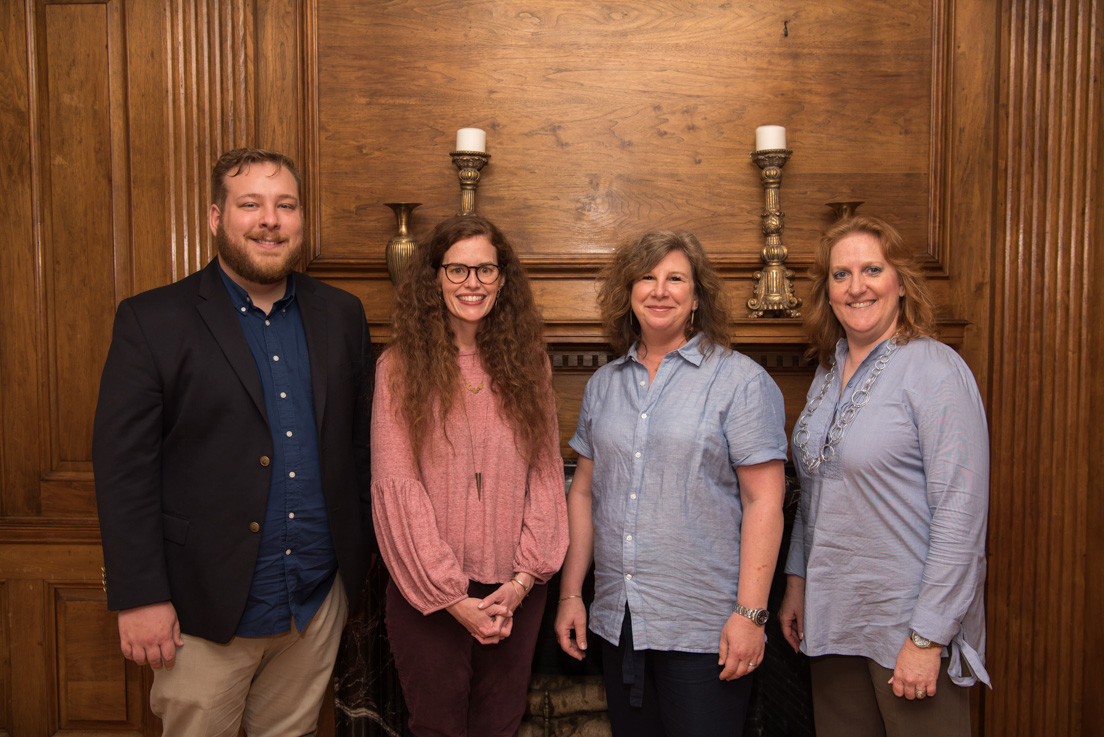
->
[804, 215, 938, 367]
[387, 215, 553, 461]
[596, 230, 730, 358]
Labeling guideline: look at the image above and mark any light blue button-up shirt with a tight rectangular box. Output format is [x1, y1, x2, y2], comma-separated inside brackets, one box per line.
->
[570, 333, 787, 653]
[785, 337, 991, 687]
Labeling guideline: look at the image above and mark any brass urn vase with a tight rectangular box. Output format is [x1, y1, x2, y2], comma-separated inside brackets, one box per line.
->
[384, 202, 421, 285]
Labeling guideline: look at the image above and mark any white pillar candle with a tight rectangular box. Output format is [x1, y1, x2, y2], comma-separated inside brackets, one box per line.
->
[456, 128, 486, 153]
[755, 125, 787, 151]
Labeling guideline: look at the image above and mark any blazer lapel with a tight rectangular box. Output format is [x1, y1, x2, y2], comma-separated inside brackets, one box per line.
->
[195, 261, 268, 422]
[296, 275, 329, 429]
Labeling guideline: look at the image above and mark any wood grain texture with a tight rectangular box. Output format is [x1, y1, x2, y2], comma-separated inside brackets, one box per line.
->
[1083, 4, 1104, 728]
[0, 581, 9, 737]
[986, 0, 1101, 734]
[56, 587, 132, 726]
[37, 1, 119, 489]
[0, 0, 41, 519]
[942, 0, 999, 395]
[3, 0, 1100, 734]
[9, 578, 49, 736]
[310, 0, 940, 279]
[167, 0, 255, 281]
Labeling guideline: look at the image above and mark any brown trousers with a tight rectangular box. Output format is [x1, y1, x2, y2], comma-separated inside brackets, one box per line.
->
[810, 654, 972, 737]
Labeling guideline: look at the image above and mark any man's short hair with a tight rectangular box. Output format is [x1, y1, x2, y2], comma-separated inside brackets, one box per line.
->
[211, 148, 302, 210]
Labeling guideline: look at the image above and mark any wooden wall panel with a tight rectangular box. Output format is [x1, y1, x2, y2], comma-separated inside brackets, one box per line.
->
[55, 586, 138, 728]
[0, 0, 1099, 734]
[166, 0, 256, 282]
[986, 0, 1101, 734]
[1, 0, 43, 519]
[0, 581, 10, 737]
[310, 0, 944, 295]
[1083, 7, 1104, 727]
[34, 1, 124, 518]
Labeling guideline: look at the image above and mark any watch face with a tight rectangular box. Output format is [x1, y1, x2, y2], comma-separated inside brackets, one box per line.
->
[754, 610, 769, 626]
[911, 632, 931, 648]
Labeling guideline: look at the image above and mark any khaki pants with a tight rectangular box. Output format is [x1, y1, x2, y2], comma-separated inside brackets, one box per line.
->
[150, 577, 349, 737]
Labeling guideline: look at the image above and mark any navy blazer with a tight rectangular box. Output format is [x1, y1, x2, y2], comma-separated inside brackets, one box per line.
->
[93, 259, 374, 643]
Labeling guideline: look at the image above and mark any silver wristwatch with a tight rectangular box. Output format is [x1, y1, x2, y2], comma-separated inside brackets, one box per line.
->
[733, 603, 769, 626]
[909, 630, 939, 649]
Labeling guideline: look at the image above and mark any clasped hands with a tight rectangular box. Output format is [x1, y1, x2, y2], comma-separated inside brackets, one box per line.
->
[447, 576, 531, 645]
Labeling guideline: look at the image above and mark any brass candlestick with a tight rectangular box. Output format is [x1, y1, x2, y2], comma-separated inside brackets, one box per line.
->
[384, 202, 421, 285]
[747, 148, 801, 318]
[450, 151, 490, 216]
[826, 200, 864, 220]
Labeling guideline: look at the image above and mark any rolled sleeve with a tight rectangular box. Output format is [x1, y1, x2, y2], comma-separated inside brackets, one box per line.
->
[726, 370, 788, 469]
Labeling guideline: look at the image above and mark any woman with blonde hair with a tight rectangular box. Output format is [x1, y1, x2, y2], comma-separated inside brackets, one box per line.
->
[778, 215, 991, 736]
[372, 215, 567, 736]
[555, 230, 787, 737]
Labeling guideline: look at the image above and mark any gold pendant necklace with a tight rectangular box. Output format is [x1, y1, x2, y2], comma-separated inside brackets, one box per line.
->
[460, 369, 488, 500]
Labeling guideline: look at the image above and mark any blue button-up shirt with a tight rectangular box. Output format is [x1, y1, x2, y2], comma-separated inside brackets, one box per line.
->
[218, 261, 337, 637]
[570, 334, 787, 653]
[785, 337, 991, 686]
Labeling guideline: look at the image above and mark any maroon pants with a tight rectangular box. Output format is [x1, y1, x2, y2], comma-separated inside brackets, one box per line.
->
[385, 579, 547, 737]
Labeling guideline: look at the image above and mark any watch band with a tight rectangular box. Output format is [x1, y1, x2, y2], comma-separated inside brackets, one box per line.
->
[733, 603, 769, 626]
[909, 630, 939, 649]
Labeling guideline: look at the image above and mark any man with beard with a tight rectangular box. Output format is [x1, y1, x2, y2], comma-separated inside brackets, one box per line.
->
[93, 148, 374, 735]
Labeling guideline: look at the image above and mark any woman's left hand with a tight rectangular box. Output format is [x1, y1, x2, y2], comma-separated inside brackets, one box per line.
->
[477, 581, 526, 638]
[717, 614, 766, 681]
[889, 639, 941, 700]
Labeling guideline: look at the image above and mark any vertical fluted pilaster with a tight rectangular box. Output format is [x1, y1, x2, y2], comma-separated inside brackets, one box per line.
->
[986, 1, 1101, 734]
[166, 0, 255, 279]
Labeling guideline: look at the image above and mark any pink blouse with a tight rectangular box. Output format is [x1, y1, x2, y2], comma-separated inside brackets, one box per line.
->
[371, 349, 568, 614]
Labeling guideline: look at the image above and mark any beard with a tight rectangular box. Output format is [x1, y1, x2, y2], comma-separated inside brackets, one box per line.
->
[216, 223, 302, 285]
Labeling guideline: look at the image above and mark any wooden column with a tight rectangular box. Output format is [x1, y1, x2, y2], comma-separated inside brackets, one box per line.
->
[987, 1, 1103, 734]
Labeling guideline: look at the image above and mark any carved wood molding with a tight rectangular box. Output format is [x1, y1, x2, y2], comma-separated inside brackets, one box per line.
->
[166, 0, 256, 279]
[987, 0, 1101, 734]
[0, 519, 102, 546]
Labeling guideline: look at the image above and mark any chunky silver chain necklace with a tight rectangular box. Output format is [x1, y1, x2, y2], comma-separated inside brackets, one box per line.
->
[793, 338, 899, 473]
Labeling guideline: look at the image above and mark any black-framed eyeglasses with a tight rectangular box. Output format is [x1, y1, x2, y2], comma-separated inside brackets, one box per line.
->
[440, 262, 501, 284]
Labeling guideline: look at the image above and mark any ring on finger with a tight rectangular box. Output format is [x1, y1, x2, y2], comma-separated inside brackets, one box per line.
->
[916, 689, 926, 698]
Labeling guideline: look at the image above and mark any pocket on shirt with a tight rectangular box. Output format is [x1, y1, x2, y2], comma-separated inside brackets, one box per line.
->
[161, 513, 189, 546]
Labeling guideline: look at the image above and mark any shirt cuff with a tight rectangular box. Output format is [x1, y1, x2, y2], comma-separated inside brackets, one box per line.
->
[909, 602, 961, 647]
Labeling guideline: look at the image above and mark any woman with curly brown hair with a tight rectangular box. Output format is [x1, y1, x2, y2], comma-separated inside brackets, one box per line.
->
[371, 215, 567, 736]
[553, 230, 787, 737]
[778, 215, 990, 736]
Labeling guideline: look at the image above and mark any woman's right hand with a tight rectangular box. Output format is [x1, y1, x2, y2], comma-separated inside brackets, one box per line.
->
[778, 575, 806, 653]
[554, 596, 588, 660]
[446, 598, 507, 644]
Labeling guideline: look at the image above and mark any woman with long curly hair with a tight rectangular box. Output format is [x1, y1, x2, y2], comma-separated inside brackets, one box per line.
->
[778, 215, 990, 736]
[371, 215, 568, 736]
[553, 230, 787, 737]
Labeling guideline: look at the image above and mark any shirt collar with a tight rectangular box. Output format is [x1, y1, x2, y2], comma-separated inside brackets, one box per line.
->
[832, 335, 896, 370]
[616, 332, 707, 368]
[216, 256, 296, 314]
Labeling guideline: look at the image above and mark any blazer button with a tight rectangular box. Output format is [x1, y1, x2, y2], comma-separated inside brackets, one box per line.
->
[249, 522, 261, 533]
[260, 456, 271, 467]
